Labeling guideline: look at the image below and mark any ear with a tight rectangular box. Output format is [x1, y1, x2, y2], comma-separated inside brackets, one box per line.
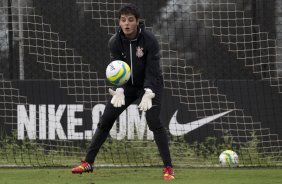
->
[118, 18, 122, 27]
[136, 19, 139, 26]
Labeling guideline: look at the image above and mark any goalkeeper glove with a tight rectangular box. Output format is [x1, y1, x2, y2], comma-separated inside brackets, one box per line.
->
[138, 88, 155, 112]
[109, 88, 125, 107]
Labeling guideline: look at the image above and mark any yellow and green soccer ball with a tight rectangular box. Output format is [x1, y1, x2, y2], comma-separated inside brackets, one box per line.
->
[106, 60, 131, 86]
[219, 150, 239, 167]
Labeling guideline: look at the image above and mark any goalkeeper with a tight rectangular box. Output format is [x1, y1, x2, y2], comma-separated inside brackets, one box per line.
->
[71, 3, 174, 180]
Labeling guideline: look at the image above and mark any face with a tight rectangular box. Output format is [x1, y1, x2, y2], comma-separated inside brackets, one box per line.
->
[119, 14, 139, 39]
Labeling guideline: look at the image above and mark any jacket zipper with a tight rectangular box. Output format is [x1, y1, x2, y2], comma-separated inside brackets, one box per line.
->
[129, 42, 134, 85]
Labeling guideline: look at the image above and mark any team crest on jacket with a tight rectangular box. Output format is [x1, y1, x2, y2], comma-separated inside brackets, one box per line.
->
[136, 46, 144, 58]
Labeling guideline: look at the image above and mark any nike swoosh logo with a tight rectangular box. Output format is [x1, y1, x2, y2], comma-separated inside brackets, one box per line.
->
[169, 110, 233, 136]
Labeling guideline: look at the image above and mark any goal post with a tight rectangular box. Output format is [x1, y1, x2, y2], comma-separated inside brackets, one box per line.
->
[0, 0, 282, 167]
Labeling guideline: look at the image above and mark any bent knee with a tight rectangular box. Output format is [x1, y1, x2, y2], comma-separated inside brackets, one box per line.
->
[97, 117, 116, 131]
[148, 125, 166, 134]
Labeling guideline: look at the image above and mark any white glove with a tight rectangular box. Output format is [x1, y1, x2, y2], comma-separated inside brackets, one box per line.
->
[109, 88, 125, 107]
[138, 88, 155, 112]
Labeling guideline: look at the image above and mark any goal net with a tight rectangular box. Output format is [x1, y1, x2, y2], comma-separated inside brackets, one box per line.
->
[0, 0, 282, 167]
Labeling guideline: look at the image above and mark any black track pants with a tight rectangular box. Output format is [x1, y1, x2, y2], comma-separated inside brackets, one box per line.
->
[85, 86, 172, 167]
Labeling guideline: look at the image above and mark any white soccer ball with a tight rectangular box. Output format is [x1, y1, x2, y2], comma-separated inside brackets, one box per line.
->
[106, 60, 131, 86]
[219, 150, 239, 167]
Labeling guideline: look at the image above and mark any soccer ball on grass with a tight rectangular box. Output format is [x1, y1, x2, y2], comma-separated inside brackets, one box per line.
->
[106, 60, 131, 86]
[219, 150, 239, 167]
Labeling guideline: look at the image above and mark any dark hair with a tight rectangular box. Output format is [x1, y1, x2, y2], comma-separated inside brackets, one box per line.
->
[118, 3, 140, 19]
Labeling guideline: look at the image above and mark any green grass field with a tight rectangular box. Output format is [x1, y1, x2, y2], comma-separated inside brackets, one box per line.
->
[0, 167, 281, 184]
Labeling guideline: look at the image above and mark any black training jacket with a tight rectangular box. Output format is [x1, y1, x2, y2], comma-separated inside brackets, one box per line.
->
[108, 21, 163, 92]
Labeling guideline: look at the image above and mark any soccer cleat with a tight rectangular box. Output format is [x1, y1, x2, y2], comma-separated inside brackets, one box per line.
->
[71, 161, 93, 174]
[163, 166, 175, 180]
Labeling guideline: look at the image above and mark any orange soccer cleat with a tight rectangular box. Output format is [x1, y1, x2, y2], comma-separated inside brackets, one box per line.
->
[71, 161, 93, 174]
[163, 166, 175, 180]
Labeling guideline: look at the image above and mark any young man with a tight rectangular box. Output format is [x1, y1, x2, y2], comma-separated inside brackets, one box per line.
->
[71, 3, 175, 180]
